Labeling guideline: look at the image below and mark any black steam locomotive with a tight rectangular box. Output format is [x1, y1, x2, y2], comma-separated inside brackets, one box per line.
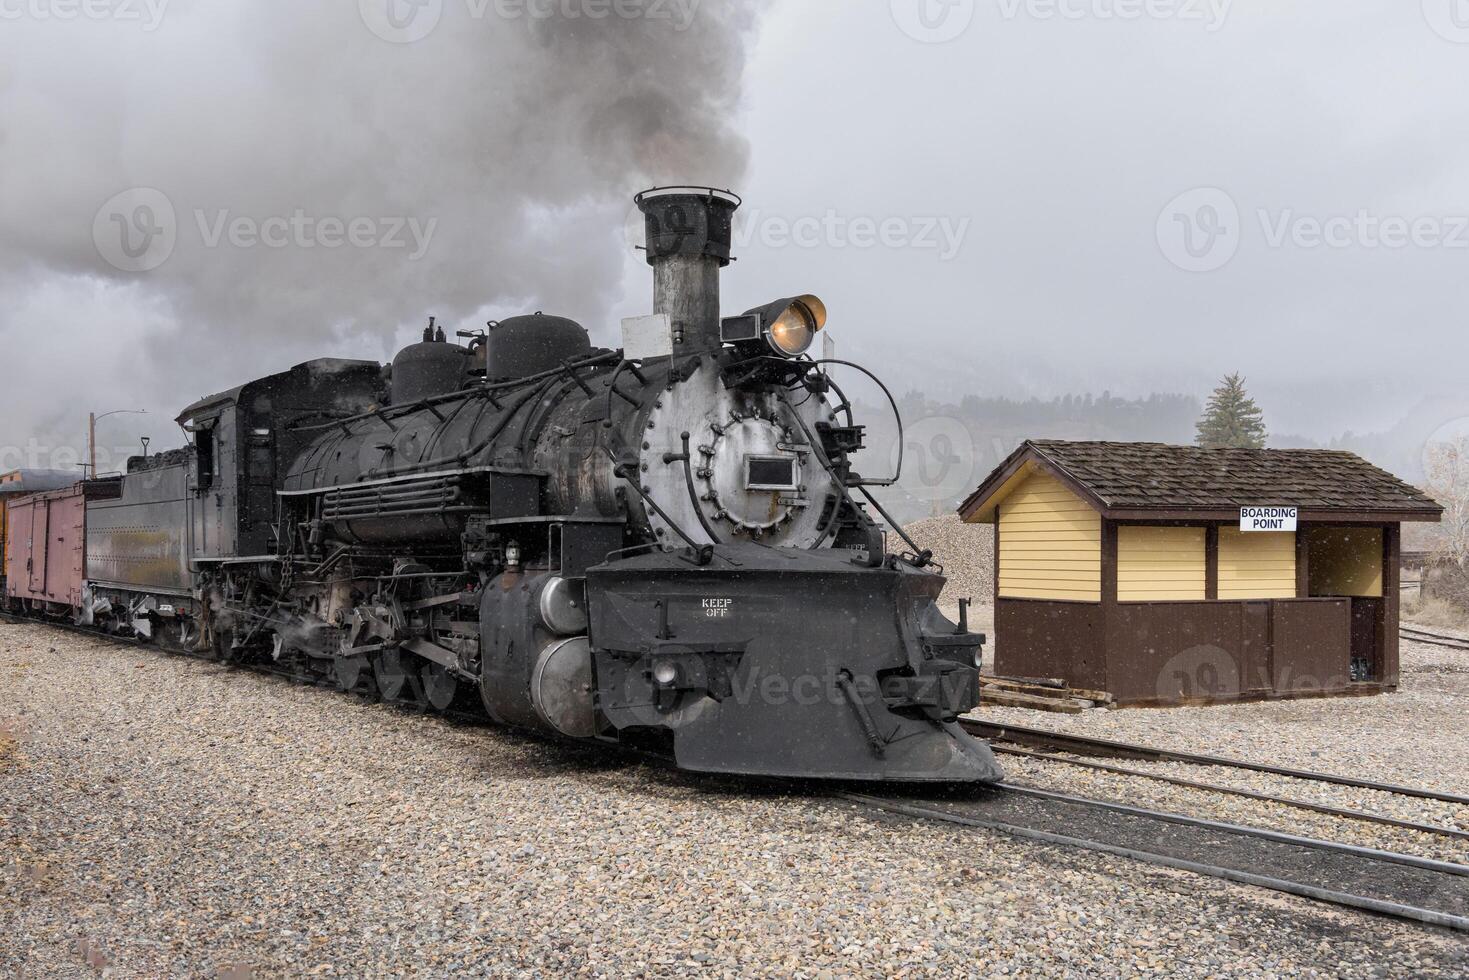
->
[32, 189, 1003, 783]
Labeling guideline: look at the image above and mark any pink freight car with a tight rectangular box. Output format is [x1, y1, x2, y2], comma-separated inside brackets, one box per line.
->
[3, 480, 121, 615]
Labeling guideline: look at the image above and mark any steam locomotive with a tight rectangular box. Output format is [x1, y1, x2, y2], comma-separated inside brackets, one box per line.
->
[3, 188, 1003, 783]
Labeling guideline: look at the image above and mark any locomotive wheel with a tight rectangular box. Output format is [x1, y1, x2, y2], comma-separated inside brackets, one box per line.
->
[373, 648, 414, 704]
[333, 655, 373, 696]
[421, 662, 458, 712]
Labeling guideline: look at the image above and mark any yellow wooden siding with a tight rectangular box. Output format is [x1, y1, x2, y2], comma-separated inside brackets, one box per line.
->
[1116, 526, 1206, 601]
[1218, 527, 1297, 599]
[998, 471, 1101, 601]
[1306, 527, 1384, 597]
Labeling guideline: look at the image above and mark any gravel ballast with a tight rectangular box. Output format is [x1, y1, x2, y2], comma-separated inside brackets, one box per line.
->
[3, 622, 1468, 977]
[974, 630, 1469, 793]
[905, 515, 993, 606]
[973, 629, 1469, 872]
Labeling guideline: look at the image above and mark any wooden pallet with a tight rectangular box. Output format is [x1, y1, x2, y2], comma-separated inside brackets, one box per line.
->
[987, 676, 1115, 705]
[980, 675, 1116, 714]
[980, 686, 1091, 714]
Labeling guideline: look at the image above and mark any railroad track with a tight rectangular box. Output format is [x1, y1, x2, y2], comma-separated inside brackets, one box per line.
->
[937, 718, 1469, 931]
[963, 719, 1469, 806]
[7, 613, 1468, 933]
[841, 783, 1469, 933]
[1401, 625, 1469, 652]
[986, 744, 1469, 842]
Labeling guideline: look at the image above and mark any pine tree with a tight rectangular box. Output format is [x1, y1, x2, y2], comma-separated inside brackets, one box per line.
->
[1195, 373, 1267, 449]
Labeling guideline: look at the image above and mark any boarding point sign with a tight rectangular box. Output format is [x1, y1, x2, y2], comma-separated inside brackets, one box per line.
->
[1240, 506, 1298, 532]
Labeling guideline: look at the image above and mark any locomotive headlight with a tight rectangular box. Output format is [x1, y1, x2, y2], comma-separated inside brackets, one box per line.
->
[652, 660, 679, 686]
[767, 301, 819, 355]
[741, 294, 827, 357]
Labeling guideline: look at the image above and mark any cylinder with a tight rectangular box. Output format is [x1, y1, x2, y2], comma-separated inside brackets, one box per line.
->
[636, 187, 741, 354]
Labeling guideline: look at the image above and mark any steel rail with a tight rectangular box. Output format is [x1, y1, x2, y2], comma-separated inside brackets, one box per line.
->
[1401, 625, 1469, 639]
[840, 791, 1469, 934]
[991, 744, 1469, 841]
[964, 719, 1469, 806]
[998, 782, 1469, 878]
[1400, 626, 1469, 651]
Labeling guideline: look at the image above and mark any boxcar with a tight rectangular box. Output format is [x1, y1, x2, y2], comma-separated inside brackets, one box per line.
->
[0, 469, 81, 597]
[3, 479, 121, 615]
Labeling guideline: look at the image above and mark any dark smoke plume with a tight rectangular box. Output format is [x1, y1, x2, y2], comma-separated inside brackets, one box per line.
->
[0, 0, 767, 462]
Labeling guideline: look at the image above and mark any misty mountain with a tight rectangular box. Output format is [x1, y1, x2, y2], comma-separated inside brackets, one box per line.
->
[854, 389, 1201, 523]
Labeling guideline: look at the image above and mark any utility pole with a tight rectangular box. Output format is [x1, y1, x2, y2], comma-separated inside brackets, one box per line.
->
[88, 409, 147, 478]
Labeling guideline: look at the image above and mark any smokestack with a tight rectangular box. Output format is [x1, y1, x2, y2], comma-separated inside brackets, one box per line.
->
[636, 187, 741, 354]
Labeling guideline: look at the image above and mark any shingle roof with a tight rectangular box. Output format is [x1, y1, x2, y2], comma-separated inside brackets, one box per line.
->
[960, 440, 1442, 520]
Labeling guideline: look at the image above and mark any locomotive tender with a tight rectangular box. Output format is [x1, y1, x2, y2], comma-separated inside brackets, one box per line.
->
[4, 189, 1003, 783]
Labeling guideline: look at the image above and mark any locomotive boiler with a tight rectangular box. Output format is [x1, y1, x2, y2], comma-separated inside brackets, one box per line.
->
[14, 188, 1003, 783]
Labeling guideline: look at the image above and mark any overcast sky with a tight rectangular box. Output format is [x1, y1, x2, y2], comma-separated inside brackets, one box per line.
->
[3, 1, 1467, 473]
